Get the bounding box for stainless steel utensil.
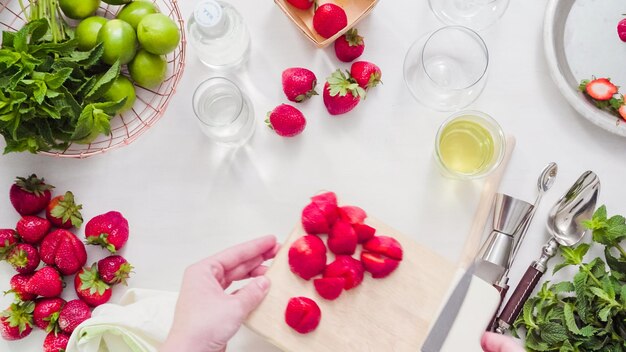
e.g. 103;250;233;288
495;170;600;333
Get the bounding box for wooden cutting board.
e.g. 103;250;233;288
245;218;457;352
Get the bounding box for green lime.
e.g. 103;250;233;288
76;16;108;51
116;1;158;30
103;75;136;112
137;13;180;55
97;19;137;65
128;49;167;88
59;0;100;20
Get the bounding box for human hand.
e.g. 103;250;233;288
481;332;525;352
160;235;280;352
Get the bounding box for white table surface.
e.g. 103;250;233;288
3;0;626;351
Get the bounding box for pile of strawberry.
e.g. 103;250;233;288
579;77;626;120
284;192;404;334
0;175;133;352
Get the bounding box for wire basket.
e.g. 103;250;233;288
0;0;186;158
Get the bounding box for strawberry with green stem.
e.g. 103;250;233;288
97;255;133;285
58;299;91;334
266;104;307;137
334;28;364;63
0;229;19;260
350;61;382;91
6;273;37;301
43;331;70;352
10;174;54;215
33;298;66;332
323;70;366;115
0;301;34;340
46;191;83;229
85;211;129;253
6;243;40;274
74;264;112;307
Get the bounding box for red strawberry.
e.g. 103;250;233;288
74;265;112;307
0;229;19;259
0;301;34;340
363;236;403;260
361;252;399;278
313;3;347;39
46;192;83;229
339;205;367;224
618;18;626;42
350;61;382;90
266;104;307;137
313;277;345;300
6;243;40;274
10;174;54;215
25;267;64;298
7;273;37;301
323;70;365;115
58;299;91;334
34;298;65;332
98;255;133;285
16;216;51;244
328;220;357;255
286;0;313;10
323;255;364;290
282;67;318;103
43;331;70;352
353;223;376;243
301;202;330;235
85;211;129;253
619;104;626;120
334;28;364;62
285;297;321;334
288;235;327;280
40;229;87;276
310;192;338;226
584;78;618;101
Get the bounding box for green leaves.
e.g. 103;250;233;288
554;243;590;274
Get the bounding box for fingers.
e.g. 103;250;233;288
203;235;278;272
233;276;271;318
249;265;269;277
222;256;266;287
481;332;524;352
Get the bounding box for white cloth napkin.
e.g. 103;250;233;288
66;289;179;352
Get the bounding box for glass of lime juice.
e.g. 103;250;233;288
434;111;505;179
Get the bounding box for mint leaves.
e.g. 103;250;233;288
514;206;626;351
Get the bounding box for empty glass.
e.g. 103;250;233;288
403;26;488;111
192;77;255;146
429;0;510;31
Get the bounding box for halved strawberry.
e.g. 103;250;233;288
285;297;321;334
323;255;364;290
338;206;367;225
328;220;357;255
619;104;626;121
313;277;345;300
363;236;403;260
288;235;327;280
585;78;618;101
361;252;399;278
301;202;329;235
310;192;338;226
353;223;376;243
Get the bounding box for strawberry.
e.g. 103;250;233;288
46;191;83;229
288;235;327;280
285;297;321;334
286;0;313;10
98;255;133;285
350;61;382;90
6;243;40;274
353;223;376;243
16;215;51;244
323;255;364;290
363;236;403;260
310;192;338;226
361;236;403;278
338;205;367;225
334;28;364;62
328;220;357;255
43;331;70;352
10;174;54;215
74;265;112;307
0;301;34;340
618;18;626;42
584;78;618;101
323;70;365;115
85;211;129;253
34;297;65;332
301;202;330;235
313;3;347;39
7;273;37;301
25;267;64;298
266;104;307;137
0;229;19;259
40;229;87;276
282;67;318;103
619;104;626;120
58;299;91;334
313;277;345;300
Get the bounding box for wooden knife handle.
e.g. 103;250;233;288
495;264;543;333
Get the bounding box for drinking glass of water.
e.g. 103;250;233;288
403;26;488;112
192;77;255;146
429;0;510;31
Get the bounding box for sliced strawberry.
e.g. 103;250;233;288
323;255;364;290
285;297;321;334
363;236;403;260
288;235;327;280
361;252;400;278
619;104;626;121
313;277;345;300
338;206;367;225
353;223;376;243
328;220;357;255
301;202;329;235
585;78;618;101
311;192;338;226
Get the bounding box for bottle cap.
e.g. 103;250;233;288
194;0;223;28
